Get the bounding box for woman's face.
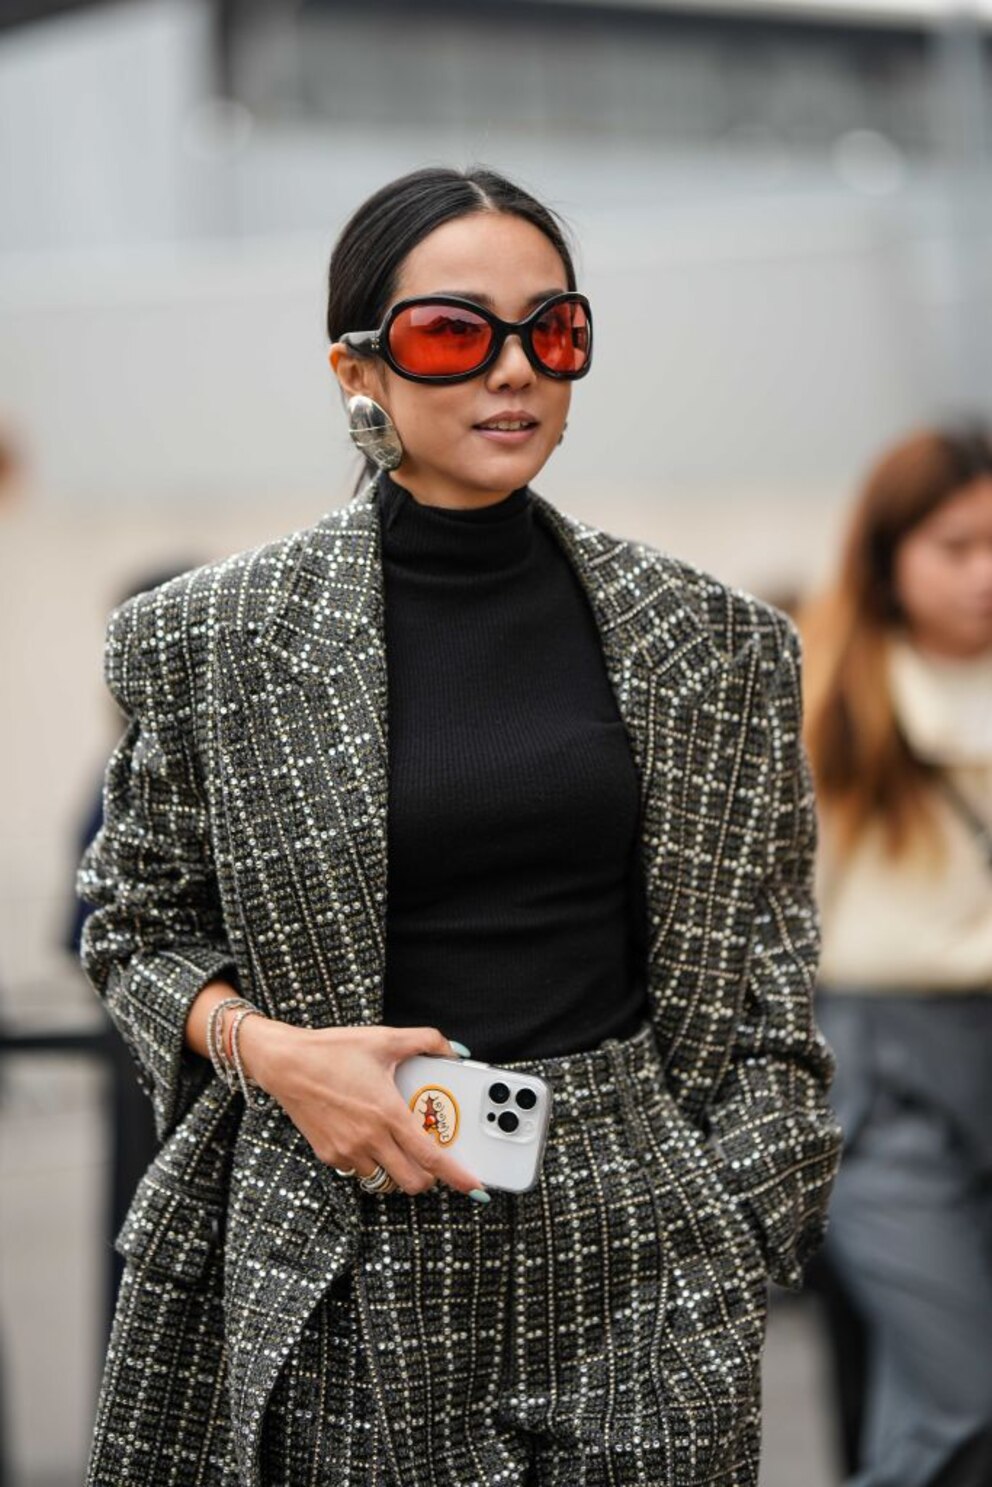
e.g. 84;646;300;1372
892;476;992;658
330;211;573;508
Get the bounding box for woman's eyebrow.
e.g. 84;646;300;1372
431;289;566;309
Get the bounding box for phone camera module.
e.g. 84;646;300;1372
515;1087;537;1110
497;1110;519;1134
489;1082;510;1104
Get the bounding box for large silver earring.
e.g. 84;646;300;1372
347;394;403;471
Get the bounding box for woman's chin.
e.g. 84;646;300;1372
402;441;552;499
465;443;551;490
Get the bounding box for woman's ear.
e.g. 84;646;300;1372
329;344;383;403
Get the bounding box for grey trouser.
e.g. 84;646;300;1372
261;1020;769;1486
817;991;992;1487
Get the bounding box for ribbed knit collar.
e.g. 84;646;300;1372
376;469;534;576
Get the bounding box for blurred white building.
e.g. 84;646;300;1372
1;0;991;538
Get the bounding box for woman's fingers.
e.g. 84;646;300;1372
422;1144;487;1197
333;1114;484;1198
341;1093;484;1196
358;1133;437;1195
385;1096;484;1195
270;1023;484;1196
388;1025;470;1062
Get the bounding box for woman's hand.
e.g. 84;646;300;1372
238;1017;488;1199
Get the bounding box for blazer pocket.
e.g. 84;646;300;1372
115;1171;224;1288
636;1079;767;1284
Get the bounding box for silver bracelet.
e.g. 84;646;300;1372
206;995;253;1090
206;996;243;1087
229;1005;265;1102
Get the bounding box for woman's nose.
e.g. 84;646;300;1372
485;334;536;390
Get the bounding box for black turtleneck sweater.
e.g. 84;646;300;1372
377;469;650;1060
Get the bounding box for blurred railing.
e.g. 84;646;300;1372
0;1012;158;1487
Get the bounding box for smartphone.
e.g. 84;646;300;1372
394;1054;553;1193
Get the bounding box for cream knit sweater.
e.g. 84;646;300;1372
815;635;992;993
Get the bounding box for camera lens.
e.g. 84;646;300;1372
489;1082;510;1104
515;1087;537;1110
497;1110;519;1133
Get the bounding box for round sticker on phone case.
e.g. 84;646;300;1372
409;1085;459;1146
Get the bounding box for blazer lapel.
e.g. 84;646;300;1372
529;496;773;1120
529;491;735;739
212;486;390;1034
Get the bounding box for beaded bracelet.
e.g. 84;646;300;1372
229;1005;265;1103
206;995;254;1091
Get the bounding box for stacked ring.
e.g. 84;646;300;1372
357;1163;399;1195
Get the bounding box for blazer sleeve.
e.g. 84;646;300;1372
76;595;240;1142
706;617;842;1290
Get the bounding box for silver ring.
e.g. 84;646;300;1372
358;1163;397;1194
333;1167;357;1178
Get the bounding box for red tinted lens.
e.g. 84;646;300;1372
388;302;493;376
531;298;590;374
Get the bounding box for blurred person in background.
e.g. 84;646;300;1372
0;424;23;512
798;425;992;1487
77;165;839;1487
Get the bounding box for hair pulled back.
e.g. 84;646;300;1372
327;165;577;344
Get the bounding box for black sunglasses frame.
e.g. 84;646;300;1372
339;291;593;385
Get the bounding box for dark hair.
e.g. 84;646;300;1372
798;420;992;863
326;165;578;485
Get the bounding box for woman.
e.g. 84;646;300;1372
799;426;992;1487
78;166;839;1487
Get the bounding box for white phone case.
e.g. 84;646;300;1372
394;1055;553;1193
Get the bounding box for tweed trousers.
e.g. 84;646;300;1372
261;1021;768;1487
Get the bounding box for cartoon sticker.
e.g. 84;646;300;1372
409;1084;460;1146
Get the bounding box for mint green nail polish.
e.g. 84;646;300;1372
449;1040;471;1058
468;1188;490;1204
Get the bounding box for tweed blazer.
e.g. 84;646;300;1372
78;479;840;1487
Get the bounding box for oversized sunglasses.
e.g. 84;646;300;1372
340;292;593;384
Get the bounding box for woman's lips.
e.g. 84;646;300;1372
472;423;540;445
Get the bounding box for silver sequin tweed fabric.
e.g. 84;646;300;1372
262;1023;770;1486
77;480;841;1486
